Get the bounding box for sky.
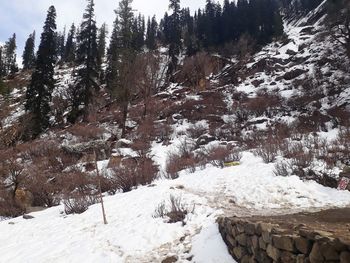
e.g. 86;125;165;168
0;0;223;66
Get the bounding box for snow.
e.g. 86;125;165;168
1;151;350;262
192;224;235;263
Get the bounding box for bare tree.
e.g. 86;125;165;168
135;51;166;118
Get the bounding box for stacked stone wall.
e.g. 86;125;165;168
218;217;350;262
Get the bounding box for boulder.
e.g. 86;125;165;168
266;244;281;261
272;235;295;252
283;69;307;81
309;243;324;263
294;236;312;254
340;251;350;263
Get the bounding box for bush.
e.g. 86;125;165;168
165;152;194;179
187;122;208;139
206;145;242;168
253;136;279;163
0;190;24;217
274;161;291;177
63;193;97;215
110;157;159;192
153;195;194;224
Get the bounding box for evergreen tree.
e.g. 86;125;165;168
168;0;182;76
22;31;36;70
106;16;120;94
0;46;4;77
25;6;57;137
132;14;145;51
69;0;99;122
4;34;18;75
107;0;136;137
146;16;158;50
97;23;108;70
57;26;66;60
64;23;76;62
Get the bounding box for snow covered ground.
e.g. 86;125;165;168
1;152;349;263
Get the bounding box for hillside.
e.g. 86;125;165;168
0;0;350;262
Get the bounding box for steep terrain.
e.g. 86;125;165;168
0;1;350;262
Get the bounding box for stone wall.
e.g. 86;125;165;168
218;217;350;263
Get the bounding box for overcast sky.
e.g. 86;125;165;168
0;0;223;65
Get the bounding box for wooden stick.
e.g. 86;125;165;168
94;150;107;225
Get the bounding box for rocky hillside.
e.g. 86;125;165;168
0;1;350;262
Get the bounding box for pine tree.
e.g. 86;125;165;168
107;0;136;137
146;16;158;50
22;31;36;70
106;16;120;95
25;6;57;137
64;23;76;62
168;0;182;76
69;0;99;122
97;23;108;70
57;26;66;60
4;34;18;75
0;46;4;77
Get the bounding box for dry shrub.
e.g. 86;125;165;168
67;124;105;141
63;193;97;215
288;143;314;169
253;135;280;163
206;145;242;168
61;170;98;214
165;152;191;179
178;52;218;91
110;157;158;192
154;120;173;144
187;122;208;139
328;107;350;127
153;195;194;224
165;139;199;178
244;93;282;118
0;194;24;217
274;161;292;177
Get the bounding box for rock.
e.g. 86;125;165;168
257;222;274;235
286;49;297;56
251;235;259;250
296;254;306;263
340;251;350;263
309;243;324;263
283;69;307;81
62;140;110;160
295;236;312;254
161;256;178;263
320;243;339;261
23;214;34;220
245;223;257;235
262;231;272;244
281;251;296;263
251;79;264;87
259;237;267;250
266;244;281;261
237;223;245;234
196;134;216;146
226;234;236;247
272;235;295;252
236;234;248;246
241;255;251;263
256;250;272;263
233;246;247;260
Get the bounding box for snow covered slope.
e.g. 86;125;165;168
1;153;349;263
